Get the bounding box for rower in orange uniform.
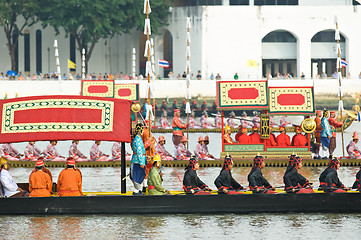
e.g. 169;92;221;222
29;158;52;197
172;109;188;146
223;125;234;144
313;110;322;159
276;126;291;146
291;126;308;147
328;111;343;157
249;126;261;143
261;126;276;146
57;157;82;197
235;127;250;143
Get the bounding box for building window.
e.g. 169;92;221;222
255;0;298;5
70;34;76;71
24;30;30;72
230;0;249;5
311;30;345;42
36;30;42;74
13;30;19;73
262;30;296;42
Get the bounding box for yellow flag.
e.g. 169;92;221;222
247;60;258;67
68;59;76;69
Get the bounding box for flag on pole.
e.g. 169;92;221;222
247;60;258;67
158;59;169;68
341;59;348;68
68;59;76;69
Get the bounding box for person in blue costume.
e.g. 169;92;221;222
130;123;147;195
320;108;332;159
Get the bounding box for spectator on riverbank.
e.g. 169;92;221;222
196;71;202;80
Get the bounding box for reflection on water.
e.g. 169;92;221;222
1;213;361;239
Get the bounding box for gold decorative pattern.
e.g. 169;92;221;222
260;114;270;139
114;84;139;100
82;81;114;97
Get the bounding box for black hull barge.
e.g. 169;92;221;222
1;193;360;215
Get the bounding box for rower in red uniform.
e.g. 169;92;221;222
261;126;276;146
214;155;243;194
235;127;250;143
313;110;322;159
223;125;234;144
29;158;52;197
249;126;261;144
194;137;206;159
276;126;291;146
248;155;276;194
291;127;308;146
328;111;343;157
283;156;314;193
172;109;188;146
323;157;349;193
183;156;211;195
352;167;361;192
57;157;83;197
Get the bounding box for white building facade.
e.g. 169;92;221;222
0;0;360;79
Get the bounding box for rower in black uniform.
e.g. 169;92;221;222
183;156;211;195
214;155;243;194
248;155;276;194
283;156;314;193
323;157;349;193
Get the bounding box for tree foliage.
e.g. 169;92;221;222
0;0;39;71
38;0;172;70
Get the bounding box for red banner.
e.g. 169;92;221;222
81;80;114;98
0;95;132;143
217;80;268;109
114;84;139;101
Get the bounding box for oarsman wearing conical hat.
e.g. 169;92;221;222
283;156;314;194
130;123;147;195
214;111;222;128
346;131;361;159
320;108;332;159
249;126;261;144
183;156;211;195
29;158;52;197
155;136;174;160
313;110;322;159
248;155;276;194
2;143;23;161
0;157;27;198
323;157;349;193
172;109;188;146
194;137;206;160
147;154;169;195
57;157;82;197
175;136;192;160
24;141;42;161
240;111;250;128
328;111;343;157
214;155;243;194
227;111;236;128
223;125;234;144
276;126;291;146
188;110;200;128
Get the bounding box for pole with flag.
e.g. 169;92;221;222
82;49;86;79
185;17;192;149
335;16;345;157
54;40;62;92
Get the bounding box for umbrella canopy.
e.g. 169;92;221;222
6;70;17;77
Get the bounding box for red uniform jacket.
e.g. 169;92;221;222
328;117;343;138
292;134;308;146
261;133;276;146
236;133;251;144
249;133;261;144
276;133;291;146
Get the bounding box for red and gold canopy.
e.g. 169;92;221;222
217;80;268;109
114;83;139;101
81;80;114;98
0;95;131;143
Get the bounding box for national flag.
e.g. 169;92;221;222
68;59;76;69
247;60;258;67
341;59;348;68
158;59;169;68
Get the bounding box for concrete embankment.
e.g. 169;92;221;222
0;79;359;109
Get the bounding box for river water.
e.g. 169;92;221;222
1;119;361;239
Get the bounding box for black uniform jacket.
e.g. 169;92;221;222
183;168;208;192
214;169;243;193
352;169;361;190
319;167;331;189
283;167;309;192
248;168;272;190
324;168;344;192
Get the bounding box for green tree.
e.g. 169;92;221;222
39;0;172;72
0;0;39;71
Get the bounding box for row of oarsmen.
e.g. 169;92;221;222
1;153;361;198
0;140;128;162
